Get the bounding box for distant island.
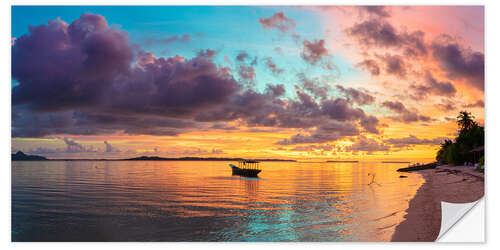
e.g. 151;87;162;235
11;151;48;161
11;151;296;162
326;160;359;163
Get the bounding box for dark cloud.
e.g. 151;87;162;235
356;59;380;76
360;6;391;18
464;100;485;108
12;13;383;142
196;48;217;58
321;98;366;121
377;53;406;78
437;99;455;112
410;71;457;97
236;51;250;62
301;39;329;66
297;73;330;100
264;57;284;75
348;135;389;153
360;115;380;134
265;84;286;97
237;64;256;82
259;11;296;32
347;18;427;56
347;19;401;48
63;137;96;153
209;123;238;131
12;13;134;111
276;121;360;145
381;100;407;113
431;35;484;91
235;51;257;83
381;101;432;123
336;85;375;106
385;135;448;148
12;13;242;124
290;144;335;152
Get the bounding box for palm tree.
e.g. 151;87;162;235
436;139;453;163
457;111;476;132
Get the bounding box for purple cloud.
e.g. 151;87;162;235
301;39;329;66
431;35;484;91
259;11;296;32
336;85;375;106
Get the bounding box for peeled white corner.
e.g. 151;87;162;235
437;198;484;242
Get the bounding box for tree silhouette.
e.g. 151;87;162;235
457;111;476;132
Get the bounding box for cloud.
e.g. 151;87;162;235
437;99;455;112
264;57;284;75
321;98;366;121
276;121;360;145
301;39;329;66
11;12;384;144
224;55;233;65
381;101;432;123
360;115;380;134
297;73;330;100
104;141;120;152
11;14;246;137
210;123;239;130
431;35;484;91
196;48;217;58
290;144;335;152
359;6;391;18
356;59;380;76
28;147;60;155
464;100;484;108
63;137;95;153
265;84;286;97
236;51;250;62
348;135;389;153
259;11;296;32
237;64;256;82
336;85;376;106
410;71;457;98
347;19;402;48
235;51;257;83
347;18;427;54
145;33;190;46
385;135;448;148
377;53;407;78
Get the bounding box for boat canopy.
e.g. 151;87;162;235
237;160;261;170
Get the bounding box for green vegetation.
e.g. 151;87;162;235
436;111;484;165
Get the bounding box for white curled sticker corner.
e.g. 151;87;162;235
436;199;482;241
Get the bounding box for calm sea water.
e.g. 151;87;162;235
12;161;423;242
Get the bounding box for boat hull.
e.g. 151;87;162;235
230;165;261;177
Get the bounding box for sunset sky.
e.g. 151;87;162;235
11;6;484;161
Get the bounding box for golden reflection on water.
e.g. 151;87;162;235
12;161;423;241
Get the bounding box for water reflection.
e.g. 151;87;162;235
12;161;423;241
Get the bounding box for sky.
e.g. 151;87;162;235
11;6;484;161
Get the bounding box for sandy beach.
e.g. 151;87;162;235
391;165;484;241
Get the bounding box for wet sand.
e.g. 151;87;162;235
391;165;484;242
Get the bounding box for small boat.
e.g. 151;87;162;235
229;160;261;177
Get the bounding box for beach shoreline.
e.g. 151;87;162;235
391;165;484;242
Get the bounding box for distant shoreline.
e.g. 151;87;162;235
326;160;359;163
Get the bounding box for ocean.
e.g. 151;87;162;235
12;160;423;241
